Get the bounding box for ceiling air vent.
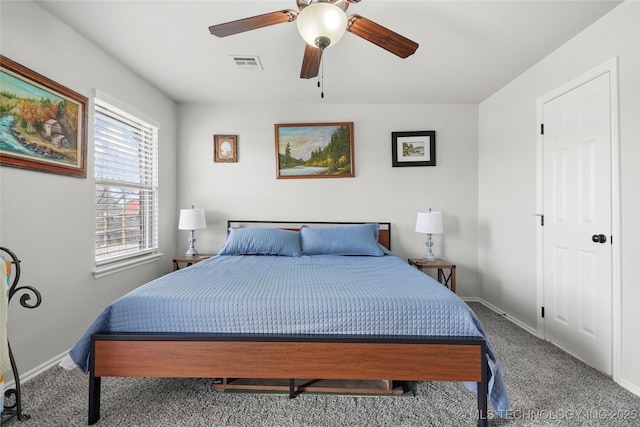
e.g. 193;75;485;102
231;55;263;71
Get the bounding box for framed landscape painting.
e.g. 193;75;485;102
275;122;354;179
0;55;88;177
391;130;436;167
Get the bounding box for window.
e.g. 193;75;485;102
94;96;159;269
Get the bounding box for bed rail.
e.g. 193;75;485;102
88;333;488;426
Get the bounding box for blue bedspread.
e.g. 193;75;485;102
70;254;509;415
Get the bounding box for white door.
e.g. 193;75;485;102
542;72;612;375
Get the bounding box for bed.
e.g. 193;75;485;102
65;221;509;426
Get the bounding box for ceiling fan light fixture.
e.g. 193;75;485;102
296;2;348;49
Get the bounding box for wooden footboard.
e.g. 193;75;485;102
89;334;488;426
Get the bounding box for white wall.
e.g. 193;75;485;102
177;103;481;294
479;1;639;393
0;1;178;377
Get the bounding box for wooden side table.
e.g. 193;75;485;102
408;258;457;293
173;254;214;271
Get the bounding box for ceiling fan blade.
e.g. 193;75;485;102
209;10;297;37
300;44;323;79
347;15;419;59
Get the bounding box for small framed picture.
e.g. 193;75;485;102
391;130;436;167
214;134;237;163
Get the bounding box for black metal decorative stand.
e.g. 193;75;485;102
1;247;41;423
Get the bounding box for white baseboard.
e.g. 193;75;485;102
618;378;640;398
3;350;69;390
462;296;539;337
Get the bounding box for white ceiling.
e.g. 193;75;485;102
35;0;622;105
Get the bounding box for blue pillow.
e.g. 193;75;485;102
300;224;384;256
219;227;302;257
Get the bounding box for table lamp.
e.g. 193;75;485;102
415;209;443;261
178;206;207;256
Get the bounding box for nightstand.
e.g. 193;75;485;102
408;258;457;293
173;254;214;271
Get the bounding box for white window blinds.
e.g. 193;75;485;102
94;98;158;264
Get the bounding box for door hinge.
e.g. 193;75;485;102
540;124;544;135
534;213;544;226
541;306;545;318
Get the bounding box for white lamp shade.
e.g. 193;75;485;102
178;208;206;230
296;2;348;49
415;211;443;234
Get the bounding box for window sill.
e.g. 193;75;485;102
92;252;163;279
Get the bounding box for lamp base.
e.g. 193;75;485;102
423;234;437;262
185;230;199;256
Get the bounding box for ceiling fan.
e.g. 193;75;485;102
209;0;419;79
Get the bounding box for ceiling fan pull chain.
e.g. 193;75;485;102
320;50;325;99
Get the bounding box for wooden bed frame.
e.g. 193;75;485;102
87;221;490;426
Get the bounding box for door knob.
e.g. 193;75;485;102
591;234;607;244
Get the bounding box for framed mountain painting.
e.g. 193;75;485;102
275;122;354;179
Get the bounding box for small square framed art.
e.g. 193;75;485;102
391;130;436;167
214;134;237;163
